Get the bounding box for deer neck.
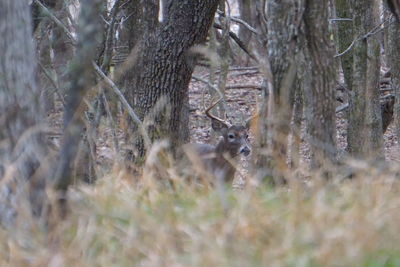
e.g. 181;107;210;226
215;140;238;159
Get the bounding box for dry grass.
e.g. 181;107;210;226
1;148;400;266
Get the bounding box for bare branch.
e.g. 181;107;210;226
92;63;151;148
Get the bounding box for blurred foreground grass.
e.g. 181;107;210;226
1;169;400;267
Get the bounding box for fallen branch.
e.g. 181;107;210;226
226;84;262;90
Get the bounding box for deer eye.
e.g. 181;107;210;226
228;133;235;140
245;134;249;139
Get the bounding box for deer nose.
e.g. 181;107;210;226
240;146;251;156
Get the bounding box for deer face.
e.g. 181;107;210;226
217;125;250;157
206;100;251;158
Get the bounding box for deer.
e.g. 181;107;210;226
182;98;251;185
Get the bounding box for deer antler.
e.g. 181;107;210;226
205;98;231;127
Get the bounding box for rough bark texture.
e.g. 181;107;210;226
347;0;383;159
304;0;337;169
263;0;301;181
387;19;400;153
119;0;159;160
335;0;354;91
126;0;219;158
0;0;47;225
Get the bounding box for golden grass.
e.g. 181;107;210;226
1;162;400;266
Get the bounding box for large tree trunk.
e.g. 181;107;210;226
261;0;300;183
126;0;219;159
347;0;383;159
304;0;337;169
0;0;47;225
119;0;159;162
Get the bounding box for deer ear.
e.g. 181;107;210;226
211;119;229;133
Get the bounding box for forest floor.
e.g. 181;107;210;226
187;66;400;182
48;65;400;183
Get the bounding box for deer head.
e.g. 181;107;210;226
205;98;251;158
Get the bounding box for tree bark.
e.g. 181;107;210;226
347;0;383;159
0;0;47;225
238;0;253;65
126;0;219;159
387;17;400;154
304;0;337;169
335;0;354;91
263;0;301;182
238;0;253;45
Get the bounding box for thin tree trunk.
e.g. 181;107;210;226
387;17;400;154
53;0;103;192
52;0;73;97
250;0;271;182
335;0;354;91
238;0;253;65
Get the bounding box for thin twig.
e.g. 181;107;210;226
217;10;259;35
336;103;349;113
33;0;77;45
226;84;262;90
214;23;258;61
329;18;352;22
335;16;394;58
38;62;66;107
192;75;224;99
92;63;151;148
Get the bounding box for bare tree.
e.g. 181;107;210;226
237;0;253;65
387;15;400;153
124;0;220;159
335;0;354;91
52;0;103;193
0;0;48;224
347;0;383;159
303;0;337;169
256;0;301;183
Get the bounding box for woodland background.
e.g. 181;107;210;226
1;0;400;265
